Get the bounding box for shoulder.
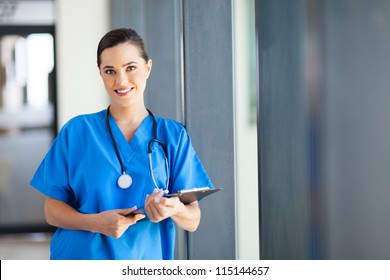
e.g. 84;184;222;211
60;110;105;133
155;116;186;132
155;116;188;139
54;110;106;145
154;116;192;146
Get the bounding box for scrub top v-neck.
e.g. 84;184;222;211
30;109;214;260
106;111;153;190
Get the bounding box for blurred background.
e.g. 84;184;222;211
1;0;390;260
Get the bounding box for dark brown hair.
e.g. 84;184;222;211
97;28;149;67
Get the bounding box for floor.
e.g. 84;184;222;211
0;233;51;260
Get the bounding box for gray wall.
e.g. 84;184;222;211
257;0;390;259
321;0;390;259
183;0;235;260
111;0;236;260
256;0;311;259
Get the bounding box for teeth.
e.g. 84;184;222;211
116;88;131;94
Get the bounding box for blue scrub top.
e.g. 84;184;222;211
30;109;213;260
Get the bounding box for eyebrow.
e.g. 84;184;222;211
103;61;138;69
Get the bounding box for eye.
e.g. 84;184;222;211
127;65;136;71
104;69;115;74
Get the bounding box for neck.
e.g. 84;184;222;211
108;103;149;125
107;103;150;142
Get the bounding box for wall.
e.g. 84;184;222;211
233;0;259;260
55;0;110;128
257;0;390;260
321;0;390;259
256;0;311;259
183;0;236;260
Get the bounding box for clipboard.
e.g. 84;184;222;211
125;187;222;218
166;187;223;204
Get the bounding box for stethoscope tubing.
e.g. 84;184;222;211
105;106;126;175
105;106;169;192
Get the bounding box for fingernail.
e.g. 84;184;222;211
155;197;161;203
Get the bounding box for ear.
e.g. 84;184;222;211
146;59;152;79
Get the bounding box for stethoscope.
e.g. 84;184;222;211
105;105;169;193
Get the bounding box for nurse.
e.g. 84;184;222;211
30;28;214;260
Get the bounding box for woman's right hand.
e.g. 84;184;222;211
92;207;145;238
44;197;144;239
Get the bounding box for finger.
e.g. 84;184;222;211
145;190;163;206
147;201;164;222
119;206;137;216
157;196;177;206
145;191;158;204
133;213;146;222
151;188;164;196
145;203;158;221
151;189;167;205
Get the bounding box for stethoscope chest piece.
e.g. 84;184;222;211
117;173;132;189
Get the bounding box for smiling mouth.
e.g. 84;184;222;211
115;88;133;95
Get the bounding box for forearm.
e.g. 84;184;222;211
44;197;97;232
171;201;201;232
44;197;144;238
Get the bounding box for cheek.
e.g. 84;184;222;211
101;76;114;88
132;72;149;85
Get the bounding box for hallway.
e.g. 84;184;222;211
0;233;51;260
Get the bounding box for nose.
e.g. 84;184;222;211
116;71;129;87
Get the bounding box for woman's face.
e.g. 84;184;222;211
99;43;152;108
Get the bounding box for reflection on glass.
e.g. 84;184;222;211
26;34;54;108
0;33;55;230
1;33;53;112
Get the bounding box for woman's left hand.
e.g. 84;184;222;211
144;189;185;223
144;189;201;232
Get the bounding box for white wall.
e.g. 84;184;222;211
55;0;110;128
234;0;260;259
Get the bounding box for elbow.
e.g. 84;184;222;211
44;197;57;227
175;216;200;232
186;211;201;232
186;223;199;232
173;201;201;232
44;204;54;226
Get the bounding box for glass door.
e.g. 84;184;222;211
0;26;56;234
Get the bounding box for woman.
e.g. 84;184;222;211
30;28;213;260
